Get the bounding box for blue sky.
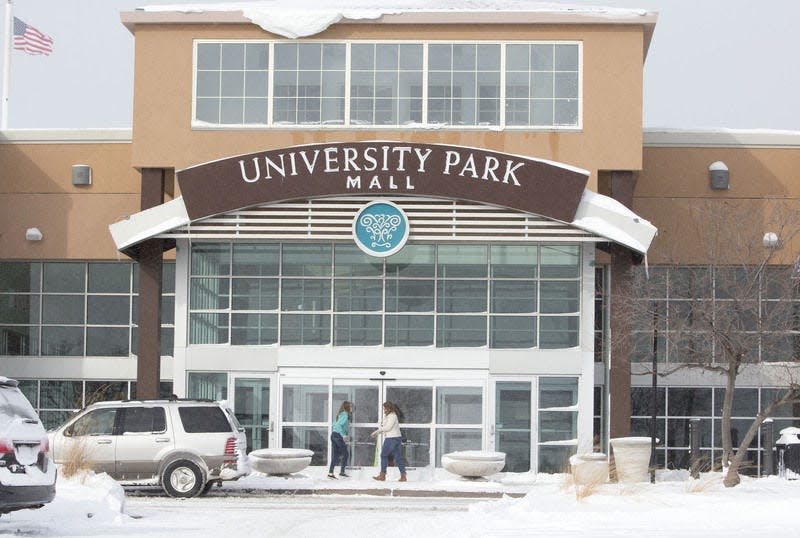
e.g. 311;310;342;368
2;0;798;130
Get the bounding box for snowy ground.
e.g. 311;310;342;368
2;467;799;537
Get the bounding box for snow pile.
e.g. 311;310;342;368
142;1;653;39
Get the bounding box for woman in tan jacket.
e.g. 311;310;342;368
370;401;407;482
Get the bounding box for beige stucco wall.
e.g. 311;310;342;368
636;144;800;265
130;22;646;189
0;140;140;260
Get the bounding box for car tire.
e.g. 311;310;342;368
162;460;205;498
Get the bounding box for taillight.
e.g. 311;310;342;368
224;436;237;456
40;436;49;453
0;440;12;453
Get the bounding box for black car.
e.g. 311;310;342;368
0;377;56;515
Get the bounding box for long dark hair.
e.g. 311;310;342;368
337;401;352;420
382;401;404;422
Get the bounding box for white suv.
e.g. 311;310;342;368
48;399;247;498
0;377;56;515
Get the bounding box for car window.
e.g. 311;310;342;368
178;406;231;433
0;386;39;421
121;407;166;434
67;408;117;436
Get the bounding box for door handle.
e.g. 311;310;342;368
155;438;170;443
96;439;112;445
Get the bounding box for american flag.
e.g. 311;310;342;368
13;17;54;56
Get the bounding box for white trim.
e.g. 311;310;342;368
643;129;800;149
0;128;132;144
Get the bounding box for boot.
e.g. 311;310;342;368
399;473;407;482
372;472;386;481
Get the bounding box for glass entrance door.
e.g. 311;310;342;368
231;376;273;452
493;380;533;472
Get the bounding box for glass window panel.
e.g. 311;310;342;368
437;387;482;424
281;426;328;465
385;386;432;424
436;315;486;347
283;384;328;422
554;72;578;99
436;429;482;466
763;389;800;418
540;377;578;408
384;315;434;347
351;43;374;70
386;245;435;277
231;243;279;276
714;388;758;417
436;247;478;279
540;245;579;278
477;44;500;70
245;71;268;97
669;267;711;299
0;326;39;355
506;44;529;71
334;280;383;312
220;43;244;70
0;262;40;293
161;328;174;357
333;314;382;345
42;295;84;324
631;387;666;416
87;263;130;293
532;44;554;71
187;372;228;400
245;43;268;69
670;418;712;448
0;294;40;324
437;281;487;313
539;410;577;442
244;98;268;123
491;281;537;313
197;42;221;70
87;296;130;325
334;244;383;277
43;263;84;293
189;313;229;344
540;281;579;313
539;316;578;348
539;444;577;474
280;313;331;345
428;44;451;70
281;279;331;311
40;380;82;409
86;327;130;356
399;44;423;69
41;326;83;356
221;70;244;96
162;263;175;294
195;98;219;123
554;99;579;125
554;44;579;71
385;279;434;312
231;313;278;345
282;244;331;276
220;98;244;124
532;100;554;125
190;278;230;310
232;278;278;311
668;387;712;416
375;43;398;69
491;245;537;278
191;244;230;276
490;316;536;348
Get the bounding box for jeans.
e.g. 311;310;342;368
380;436;406;474
329;432;348;474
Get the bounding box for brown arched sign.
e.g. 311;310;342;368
176;142;589;223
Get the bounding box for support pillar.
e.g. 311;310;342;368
135;168;166;399
608;170;635;439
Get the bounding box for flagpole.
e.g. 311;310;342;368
1;0;12;130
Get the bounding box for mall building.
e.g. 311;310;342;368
2;5;799;474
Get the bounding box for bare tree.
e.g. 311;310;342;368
621;199;800;487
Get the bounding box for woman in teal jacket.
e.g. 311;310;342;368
328;401;352;478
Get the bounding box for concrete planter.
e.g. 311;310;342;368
610;437;653;483
441;451;506;478
249;448;314;475
569;453;609;485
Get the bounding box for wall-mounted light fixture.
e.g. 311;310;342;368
72;164;92;186
25;227;43;241
709;161;729;190
763;232;779;249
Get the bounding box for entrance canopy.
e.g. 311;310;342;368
110;142;656;257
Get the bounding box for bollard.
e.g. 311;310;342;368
689;418;701;478
763;419;774;476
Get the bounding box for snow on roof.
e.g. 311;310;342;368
140;1;654;39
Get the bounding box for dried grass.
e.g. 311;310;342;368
59;439;95;480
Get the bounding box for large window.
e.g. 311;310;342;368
194;40;581;129
0;261;175;358
188;242;582;349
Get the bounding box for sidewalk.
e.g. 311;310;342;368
224;466;537;499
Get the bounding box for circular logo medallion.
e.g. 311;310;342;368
352;201;410;257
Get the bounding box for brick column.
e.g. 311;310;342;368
135;168;166;399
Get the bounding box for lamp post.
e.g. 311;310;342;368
650;303;658;484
